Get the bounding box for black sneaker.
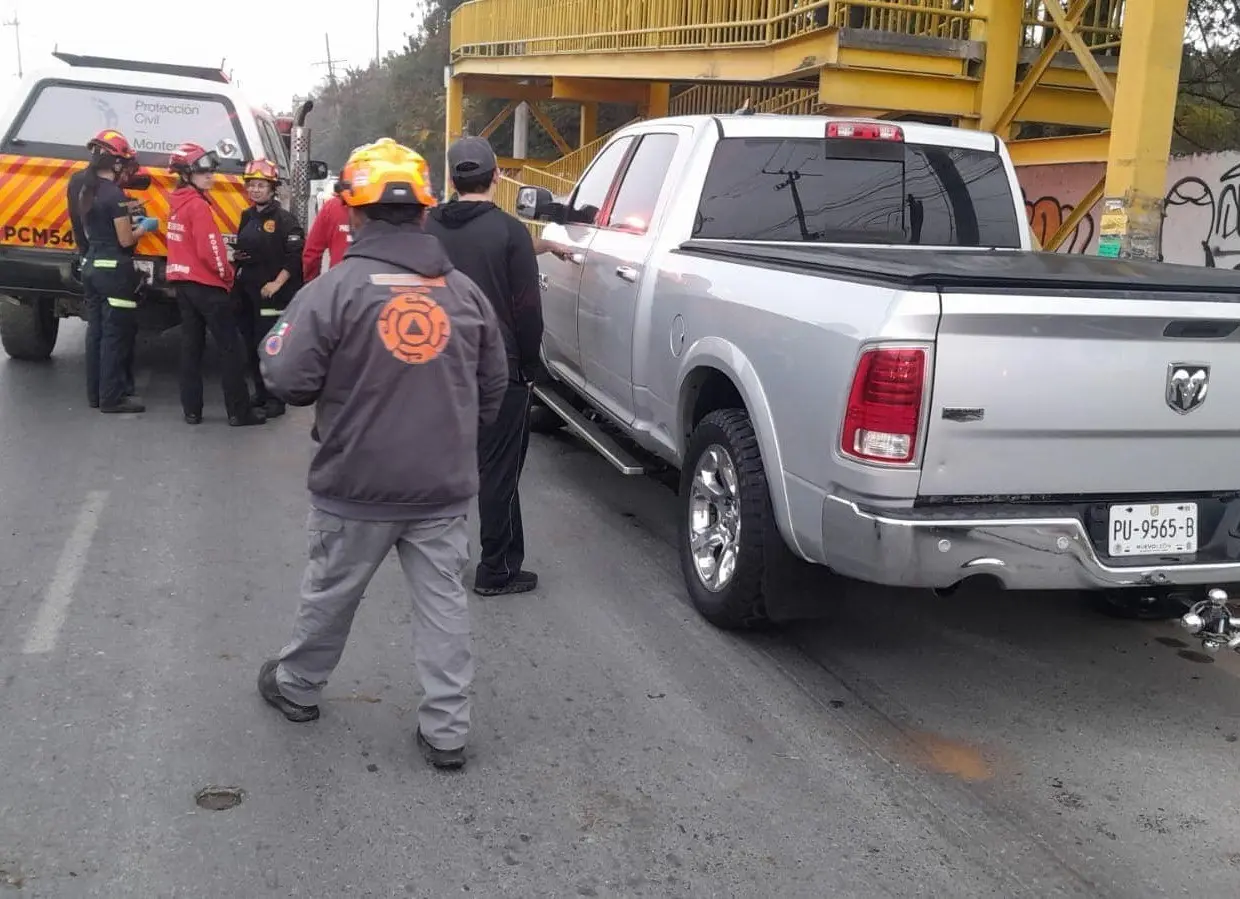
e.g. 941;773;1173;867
184;413;202;425
263;398;286;419
257;660;320;723
473;570;538;597
415;729;466;771
229;409;268;427
100;398;145;414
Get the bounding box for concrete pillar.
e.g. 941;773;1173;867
513;101;530;160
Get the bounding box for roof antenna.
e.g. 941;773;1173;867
734;97;755;115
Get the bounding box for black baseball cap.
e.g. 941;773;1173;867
447;136;498;178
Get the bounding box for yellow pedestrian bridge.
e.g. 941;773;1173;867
446;1;1185;255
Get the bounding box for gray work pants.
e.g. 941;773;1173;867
275;508;473;750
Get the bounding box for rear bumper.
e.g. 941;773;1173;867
0;245;82;297
821;494;1240;590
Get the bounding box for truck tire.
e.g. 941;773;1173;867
0;298;59;361
529;399;565;434
678;408;773;629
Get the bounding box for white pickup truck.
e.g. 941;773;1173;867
517;113;1240;630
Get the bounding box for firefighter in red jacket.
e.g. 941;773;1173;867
302;189;351;283
165;142;266;427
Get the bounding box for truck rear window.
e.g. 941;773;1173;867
6;82;248;167
693;137;1022;247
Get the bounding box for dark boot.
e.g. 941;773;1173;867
100;398;145;414
263;398;286;419
416;729;466;771
473;569;538;597
229;408;268;427
257;660;320;723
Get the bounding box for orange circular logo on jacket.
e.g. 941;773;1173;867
377;293;451;364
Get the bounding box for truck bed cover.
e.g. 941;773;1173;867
678;241;1240;299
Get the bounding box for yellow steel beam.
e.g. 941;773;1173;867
992;0;1092;132
453;30;839;83
1015;88;1113;129
1041;0;1116;110
551;77;652;106
818;106;894;119
834;47;968;78
445;73;465;190
460;75;552;102
579;102;598;147
644;83;671;119
1099;0;1191;259
527;101;573;156
970;0;1021;137
479;101;518;140
1045;176;1104;252
818;68;978;119
1007;132;1110;166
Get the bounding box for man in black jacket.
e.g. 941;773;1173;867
424;137;545;597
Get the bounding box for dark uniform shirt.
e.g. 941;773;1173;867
234;202;305;308
83;179;133;258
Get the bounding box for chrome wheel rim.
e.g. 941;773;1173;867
688;444;741;592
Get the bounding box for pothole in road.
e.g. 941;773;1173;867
195;787;245;811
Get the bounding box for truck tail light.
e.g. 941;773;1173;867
826;121;904;142
840;347;926;464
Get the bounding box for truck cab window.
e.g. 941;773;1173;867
567;136;635;225
607;133;679;234
693;137;1021;247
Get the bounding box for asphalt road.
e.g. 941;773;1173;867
2;322;1240;898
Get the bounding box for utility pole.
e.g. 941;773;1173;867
311;33;338;88
374;0;380;67
2;13;22;79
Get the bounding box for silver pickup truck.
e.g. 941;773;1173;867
516;113;1240;630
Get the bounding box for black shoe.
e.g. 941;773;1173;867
184;413;202;425
229;409;268;427
100;398;145;414
473;569;538;597
263;398;286;419
416;729;466;771
257;660;320;723
88;398;100;409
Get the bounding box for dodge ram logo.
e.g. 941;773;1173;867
1166;364;1210;414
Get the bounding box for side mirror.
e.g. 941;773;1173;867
308;160;329;181
516;185;562;222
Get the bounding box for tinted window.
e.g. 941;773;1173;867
568;136;634;225
693;137;1021;247
256;118;291;179
607;133;679;234
9;83;249;168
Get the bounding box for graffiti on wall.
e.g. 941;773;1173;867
1023;190;1096;254
1017;154;1240;267
1163;164;1240;268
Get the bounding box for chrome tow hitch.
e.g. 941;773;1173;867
1180;588;1240;652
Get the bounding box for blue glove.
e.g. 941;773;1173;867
138;217;159;234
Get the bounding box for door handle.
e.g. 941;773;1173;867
615;265;639;283
569;252;586;265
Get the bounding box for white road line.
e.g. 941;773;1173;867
22;491;109;655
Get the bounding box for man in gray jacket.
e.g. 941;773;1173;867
257;138;508;771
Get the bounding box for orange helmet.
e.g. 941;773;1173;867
87;130;136;160
243;159;281;184
336;138;436;208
